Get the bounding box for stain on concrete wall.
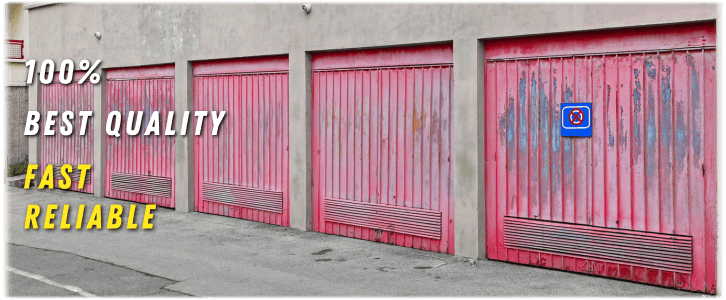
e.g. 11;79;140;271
6;86;29;166
26;4;717;69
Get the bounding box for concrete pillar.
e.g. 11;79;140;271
288;50;313;230
174;61;195;212
27;74;40;184
3;0;6;182
452;38;486;259
93;70;106;197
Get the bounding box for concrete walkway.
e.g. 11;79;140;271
7;187;699;296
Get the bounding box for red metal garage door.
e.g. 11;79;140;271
193;56;289;225
484;22;716;293
40;72;94;193
312;44;455;253
105;65;176;208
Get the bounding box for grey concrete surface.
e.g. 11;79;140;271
6;174;25;186
7;187;700;296
26;78;39;184
92;69;106;198
8;272;79;297
173;60;194;212
453;38;486;259
8;244;190;297
26;4;717;68
288;50;312;231
5;86;29;167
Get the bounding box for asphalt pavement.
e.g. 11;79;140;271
6;187;700;296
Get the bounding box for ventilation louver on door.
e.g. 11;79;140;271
323;197;443;240
49;163;92;184
110;173;172;198
201;182;283;214
503;217;693;273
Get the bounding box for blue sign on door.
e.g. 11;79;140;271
561;103;592;137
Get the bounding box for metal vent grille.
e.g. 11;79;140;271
48;164;92;184
201;182;283;213
110;173;172;198
503;217;693;273
323;197;442;239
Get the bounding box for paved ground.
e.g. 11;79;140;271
8;244;188;297
6;187;703;297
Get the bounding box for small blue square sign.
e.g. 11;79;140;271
561;103;592;137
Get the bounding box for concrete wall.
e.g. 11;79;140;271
6;3;29;169
6;86;28;166
27;4;717;67
26;3;718;259
6;63;27;86
8;3;28;41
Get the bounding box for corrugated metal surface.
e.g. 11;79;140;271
193;56;289;226
105;64;176;208
484;22;716;293
312;45;454;254
40;73;94;193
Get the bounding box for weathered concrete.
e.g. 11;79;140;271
26;4;717;68
9;244;189;297
452;39;486;259
92;70;105;198
5;86;29;167
26;78;39;180
3;0;10;189
174;61;194;212
288;50;312;231
3;66;8;185
7;188;698;296
6;174;26;188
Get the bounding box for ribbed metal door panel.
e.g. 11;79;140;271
312;44;455;254
39;73;94;193
484;22;716;293
193;56;289;225
105;65;176;208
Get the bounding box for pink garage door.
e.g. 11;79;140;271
193;56;289;225
105;65;176;208
312;44;455;253
39;73;94;193
484;22;716;293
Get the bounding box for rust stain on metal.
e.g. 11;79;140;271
311;44;454;254
484;22;717;293
193;56;290;225
40;73;94;194
105;64;175;208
